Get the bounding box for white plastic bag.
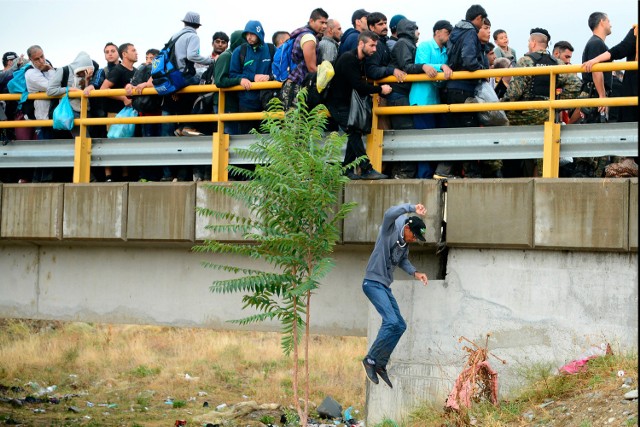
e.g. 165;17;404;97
473;80;509;126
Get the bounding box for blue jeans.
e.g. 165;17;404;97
362;279;407;368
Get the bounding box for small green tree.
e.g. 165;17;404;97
193;92;359;426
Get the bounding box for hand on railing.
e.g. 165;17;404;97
240;78;251;90
422;65;438;78
392;68;407;83
441;64;453;80
380;84;392;96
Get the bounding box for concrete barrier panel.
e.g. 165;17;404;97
630;179;637;251
195;182;254;241
1;184;63;240
0;245;39;317
343;180;441;244
446;179;534;248
127;183;196;241
534;179;629;250
63;183;128;240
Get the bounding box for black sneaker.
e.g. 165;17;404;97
362;358;379;384
376;366;393;388
360;169;387;180
346;171;361;180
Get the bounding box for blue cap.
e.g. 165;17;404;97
389;14;407;31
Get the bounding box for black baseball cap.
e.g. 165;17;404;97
2;52;18;63
433;20;453;33
405;216;426;241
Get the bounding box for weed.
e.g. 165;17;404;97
129;364;160;378
260;414;275;424
374;417;400;427
172;399;187;408
579;420;592;427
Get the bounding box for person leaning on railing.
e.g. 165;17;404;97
583;24;638;123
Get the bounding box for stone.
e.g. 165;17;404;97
623;389;638;400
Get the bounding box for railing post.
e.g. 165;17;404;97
542;121;561;178
366;93;384;172
211;88;229;182
73;94;92;183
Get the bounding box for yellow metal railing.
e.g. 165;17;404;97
0;62;637;182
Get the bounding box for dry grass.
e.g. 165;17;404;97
0;319;367;426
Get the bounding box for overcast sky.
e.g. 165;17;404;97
1;0;637;70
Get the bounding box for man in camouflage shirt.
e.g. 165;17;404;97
501;28;581;176
503;28;581;125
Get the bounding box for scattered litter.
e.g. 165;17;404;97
164;399;174;405
33;408;45;413
86;401;94;407
538;400;554;408
175;421;187;426
522;410;535;422
198;391;208;397
618;370;625;377
242;394;249;399
83;416;91;420
203;401;209;408
188;396;197;402
624;378;634;386
68;406;81;413
445;334;505;412
559;343;612;375
216;403;227;411
184;373;199;381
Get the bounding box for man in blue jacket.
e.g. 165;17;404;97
361;202;429;388
435;4;488;179
229;20;274;134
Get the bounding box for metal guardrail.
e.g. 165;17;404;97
0;62;637;180
3;123;637;168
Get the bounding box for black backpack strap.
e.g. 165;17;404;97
62;66;70;88
239;44;248;65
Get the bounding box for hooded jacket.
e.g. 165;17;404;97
445;19;485;91
46;51;94;112
214;30;244;112
229;20;273;109
364;203;419;287
337;27;360;57
390;19;425;97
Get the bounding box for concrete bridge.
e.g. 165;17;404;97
0;179;637;424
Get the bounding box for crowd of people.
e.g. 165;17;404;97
0;5;637;183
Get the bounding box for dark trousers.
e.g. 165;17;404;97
327;105;372;173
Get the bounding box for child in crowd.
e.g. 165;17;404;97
492;29;517;64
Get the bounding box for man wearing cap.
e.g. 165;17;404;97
161;12;212;138
338;8;369;57
386;14;406;50
361;202;429;388
502;28;581;176
1;52;24;91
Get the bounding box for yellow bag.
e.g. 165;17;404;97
316;60;335;93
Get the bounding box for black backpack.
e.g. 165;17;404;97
132;64;162;113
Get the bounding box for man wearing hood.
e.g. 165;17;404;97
47;51;95;119
214;30;244;135
434;4;488;179
230;20;274;134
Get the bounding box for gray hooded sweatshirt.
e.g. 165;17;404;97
364;203;419;287
47;51;94;112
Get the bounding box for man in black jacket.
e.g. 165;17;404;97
327;31;392;180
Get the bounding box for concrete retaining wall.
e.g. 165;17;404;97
365;248;638;425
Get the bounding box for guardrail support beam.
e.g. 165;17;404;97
212;132;229;182
73;95;92;183
542;121;561;178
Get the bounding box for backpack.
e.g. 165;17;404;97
132;63;161;113
47;66;70;119
272;28;312;83
7;63;34;118
151;32;190;95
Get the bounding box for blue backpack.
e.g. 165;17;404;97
272;28;313;82
7;63;34;113
272;37;296;82
151;32;189;95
